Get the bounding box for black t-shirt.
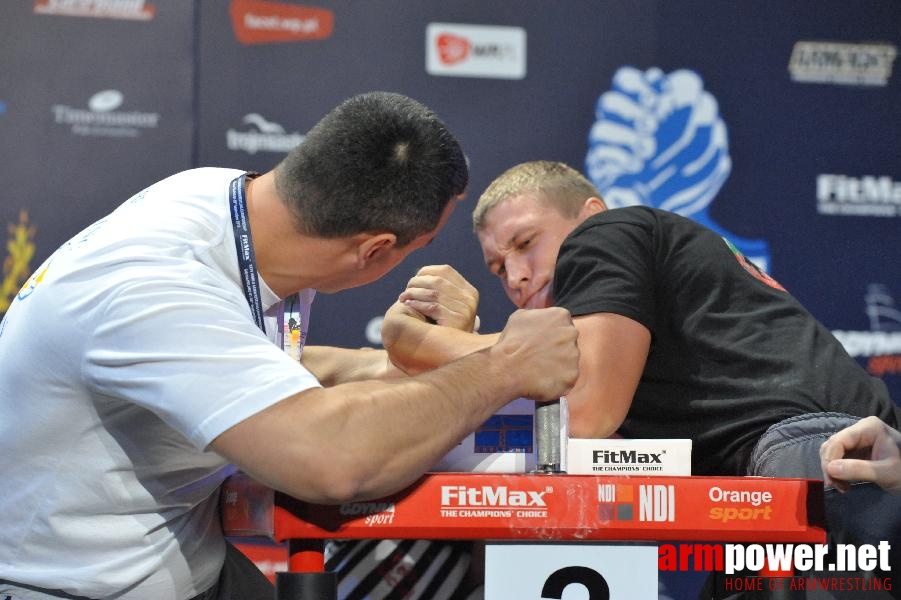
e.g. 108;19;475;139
554;206;897;475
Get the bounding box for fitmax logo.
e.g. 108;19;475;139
440;485;548;507
593;450;662;464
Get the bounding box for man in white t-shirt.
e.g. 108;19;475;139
0;92;580;600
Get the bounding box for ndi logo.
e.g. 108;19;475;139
596;483;675;522
585;66;771;272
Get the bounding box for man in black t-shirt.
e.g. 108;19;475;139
384;159;898;477
381;159;901;599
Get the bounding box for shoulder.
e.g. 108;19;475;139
143;168;246;198
571;206;697;236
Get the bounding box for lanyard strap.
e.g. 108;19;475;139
229;173;265;333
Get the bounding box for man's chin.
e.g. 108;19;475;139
522;291;551;309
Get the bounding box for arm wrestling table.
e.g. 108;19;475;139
220;472;826;599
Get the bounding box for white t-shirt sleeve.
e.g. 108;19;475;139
82;262;321;450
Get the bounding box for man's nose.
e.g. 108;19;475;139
505;258;529;290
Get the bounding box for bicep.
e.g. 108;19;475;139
565;312;650;438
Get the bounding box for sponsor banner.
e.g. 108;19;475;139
221;473;825;544
226;113;306;155
229;0;333;45
0;211;36;315
566;438;692;476
33;0;156;21
426;22;526;80
789;41;897;87
51;89;160;138
832;284;901;379
817;174;901;218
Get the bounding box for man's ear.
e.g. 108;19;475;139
580;196;607;218
356;233;397;268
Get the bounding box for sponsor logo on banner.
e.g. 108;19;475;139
338;501;396;526
34;0;156;21
439;485;551;518
426;23;526;80
585;67;772;272
817;174;901;217
229;0;333;45
226;113;305;154
592;449;664;474
833;284;901;378
789;41;897;87
597;483;675;522
1;211;37;316
52;89;160;138
707;485;773;523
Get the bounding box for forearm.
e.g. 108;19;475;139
382;302;497;374
213;346;520;503
565;313;649;438
301;345;396;385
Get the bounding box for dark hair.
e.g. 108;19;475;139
274;92;468;246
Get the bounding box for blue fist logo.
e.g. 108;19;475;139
586;67;770;271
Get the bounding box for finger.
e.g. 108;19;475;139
826;458;883;487
400;290;471;317
409;265;474;292
819;438;846;463
820;417;883;461
400;279;474;309
402;299;471;330
405;272;478;304
398;286;440;304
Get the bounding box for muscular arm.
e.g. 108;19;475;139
565;312;651;438
381;300;498;374
301;345;403;385
211;308;579;504
386;303;650;439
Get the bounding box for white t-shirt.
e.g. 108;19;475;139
0;168;321;599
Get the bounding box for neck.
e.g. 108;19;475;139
245;171;357;297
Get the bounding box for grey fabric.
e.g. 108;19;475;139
747;412;864;480
701;412;901;599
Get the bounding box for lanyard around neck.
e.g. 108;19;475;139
229;173;266;333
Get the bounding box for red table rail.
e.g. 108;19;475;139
221;472;826;545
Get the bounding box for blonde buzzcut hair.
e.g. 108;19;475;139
473;160;602;231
